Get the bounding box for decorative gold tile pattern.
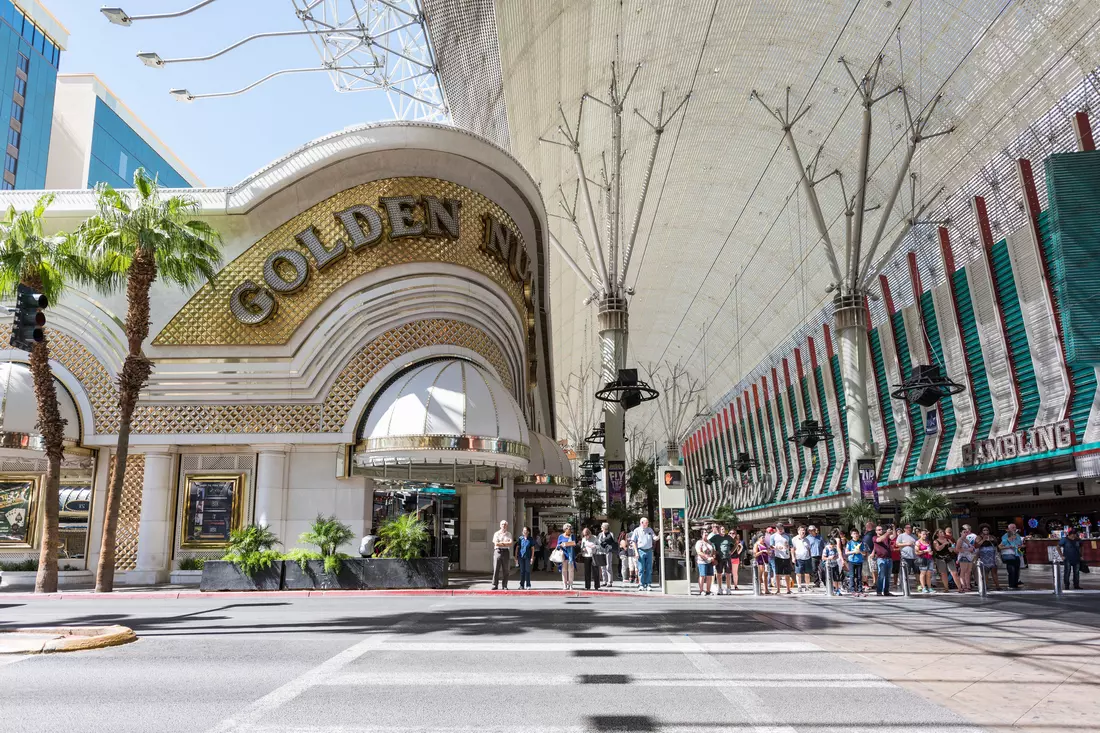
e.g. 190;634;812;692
112;453;144;571
123;319;508;434
0;324;119;433
320;318;509;431
154;177;530;346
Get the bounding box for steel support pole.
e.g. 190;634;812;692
599;296;628;510
1052;562;1064;596
833;293;873;496
900;563;912;597
849;103;873;285
977;560;988;597
825;562;834;597
752;562;762;596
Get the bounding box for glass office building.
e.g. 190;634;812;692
0;0;65;190
46;74;201;189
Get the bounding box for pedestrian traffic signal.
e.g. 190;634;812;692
10;284;47;351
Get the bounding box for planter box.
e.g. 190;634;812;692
283;557;448;590
0;570;92;589
199;560;283;592
169;570;203;586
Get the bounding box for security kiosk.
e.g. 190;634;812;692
658;465;690;595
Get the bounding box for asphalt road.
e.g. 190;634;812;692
0;592;1001;733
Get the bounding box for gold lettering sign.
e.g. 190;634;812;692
154;177;533;346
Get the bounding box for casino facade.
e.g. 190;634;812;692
0;122;574;580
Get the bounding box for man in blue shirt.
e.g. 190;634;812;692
1059;528;1083;590
630;518;657;591
515;526;535;590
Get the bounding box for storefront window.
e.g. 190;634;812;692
181;474;245;548
0;475;37;547
371;486;460;563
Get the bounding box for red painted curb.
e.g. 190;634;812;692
0;588;655;600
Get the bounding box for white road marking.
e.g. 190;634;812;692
204;617;419;733
0;655;32;668
354;640;817;652
668;632;799;733
320;670;891;688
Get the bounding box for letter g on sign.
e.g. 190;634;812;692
230;281;276;325
263;249;310;293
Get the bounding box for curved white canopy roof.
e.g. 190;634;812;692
515;432;574;501
357;359;529;475
0;362;80;447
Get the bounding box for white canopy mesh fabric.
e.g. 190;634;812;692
432;0;1100;436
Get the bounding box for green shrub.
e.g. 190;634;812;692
178;557;206;571
222;524;282;576
377;513;429;561
297;514;354;574
283;548;322;571
0;559;37;572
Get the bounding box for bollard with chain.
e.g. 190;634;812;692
976;560;988;597
1052;561;1064;596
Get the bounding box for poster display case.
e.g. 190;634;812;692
180;474;245;549
0;475;38;547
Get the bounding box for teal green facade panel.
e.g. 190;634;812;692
991;240;1039;429
920;290;956;473
868;330;896;479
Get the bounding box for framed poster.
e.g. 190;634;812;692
0;476;38;547
181;474;244;549
857;458;879;509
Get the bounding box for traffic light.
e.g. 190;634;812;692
10;284;47;351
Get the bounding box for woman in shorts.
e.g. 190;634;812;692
915;529;935;593
932;528;961;593
752;533;771;595
955;525;976;592
695;529;715;596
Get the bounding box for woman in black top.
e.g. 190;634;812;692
932;529;960;593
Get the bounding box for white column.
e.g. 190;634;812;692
132;448;177;584
85;448;112;573
835;294;874;497
254;445;289;545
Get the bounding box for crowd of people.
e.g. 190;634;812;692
489;517;1088;593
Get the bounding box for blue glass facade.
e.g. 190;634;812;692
0;1;60;190
88;98;191;189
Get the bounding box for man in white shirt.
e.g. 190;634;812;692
771;526;794;594
491;520;513;590
630;518;657;591
791;525;814;592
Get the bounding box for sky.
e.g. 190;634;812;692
44;0;398;187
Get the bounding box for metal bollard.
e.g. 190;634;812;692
976;560;988;597
752;565;761;596
1052;562;1064;596
900;563;912;598
825;563;834;597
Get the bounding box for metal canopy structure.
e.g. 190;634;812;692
427;0;1100;437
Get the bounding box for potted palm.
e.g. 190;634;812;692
200;524;283;591
364;514;447;589
169;557;205;586
282;515;357;589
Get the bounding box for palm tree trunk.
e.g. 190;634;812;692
25;276;65;594
95;250;155;593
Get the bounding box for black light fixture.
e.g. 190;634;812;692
1078;482;1086;497
595;368;659;410
584;423;605;445
1054;484;1063;496
788;418;833;450
702;468;718;486
1033;487;1040;496
891;364;965;407
733;452;760;474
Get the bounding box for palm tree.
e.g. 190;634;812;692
607;500;640;530
75;168;222;592
713;505;739;527
0;194;87;593
574;484;604;528
900;487;951;528
840;499;879;531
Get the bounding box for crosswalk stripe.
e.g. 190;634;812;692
358;641;817;652
320;671;891;688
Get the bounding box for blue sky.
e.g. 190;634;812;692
46;0;396;186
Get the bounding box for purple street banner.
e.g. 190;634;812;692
607;460;627;506
857;458;879;509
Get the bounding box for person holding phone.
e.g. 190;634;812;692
695;529;716;596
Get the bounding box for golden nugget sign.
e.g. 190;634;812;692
229;195;531;325
961;419;1074;467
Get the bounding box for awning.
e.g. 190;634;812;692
0;362;81;448
514;432;573;504
354;359;530;479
